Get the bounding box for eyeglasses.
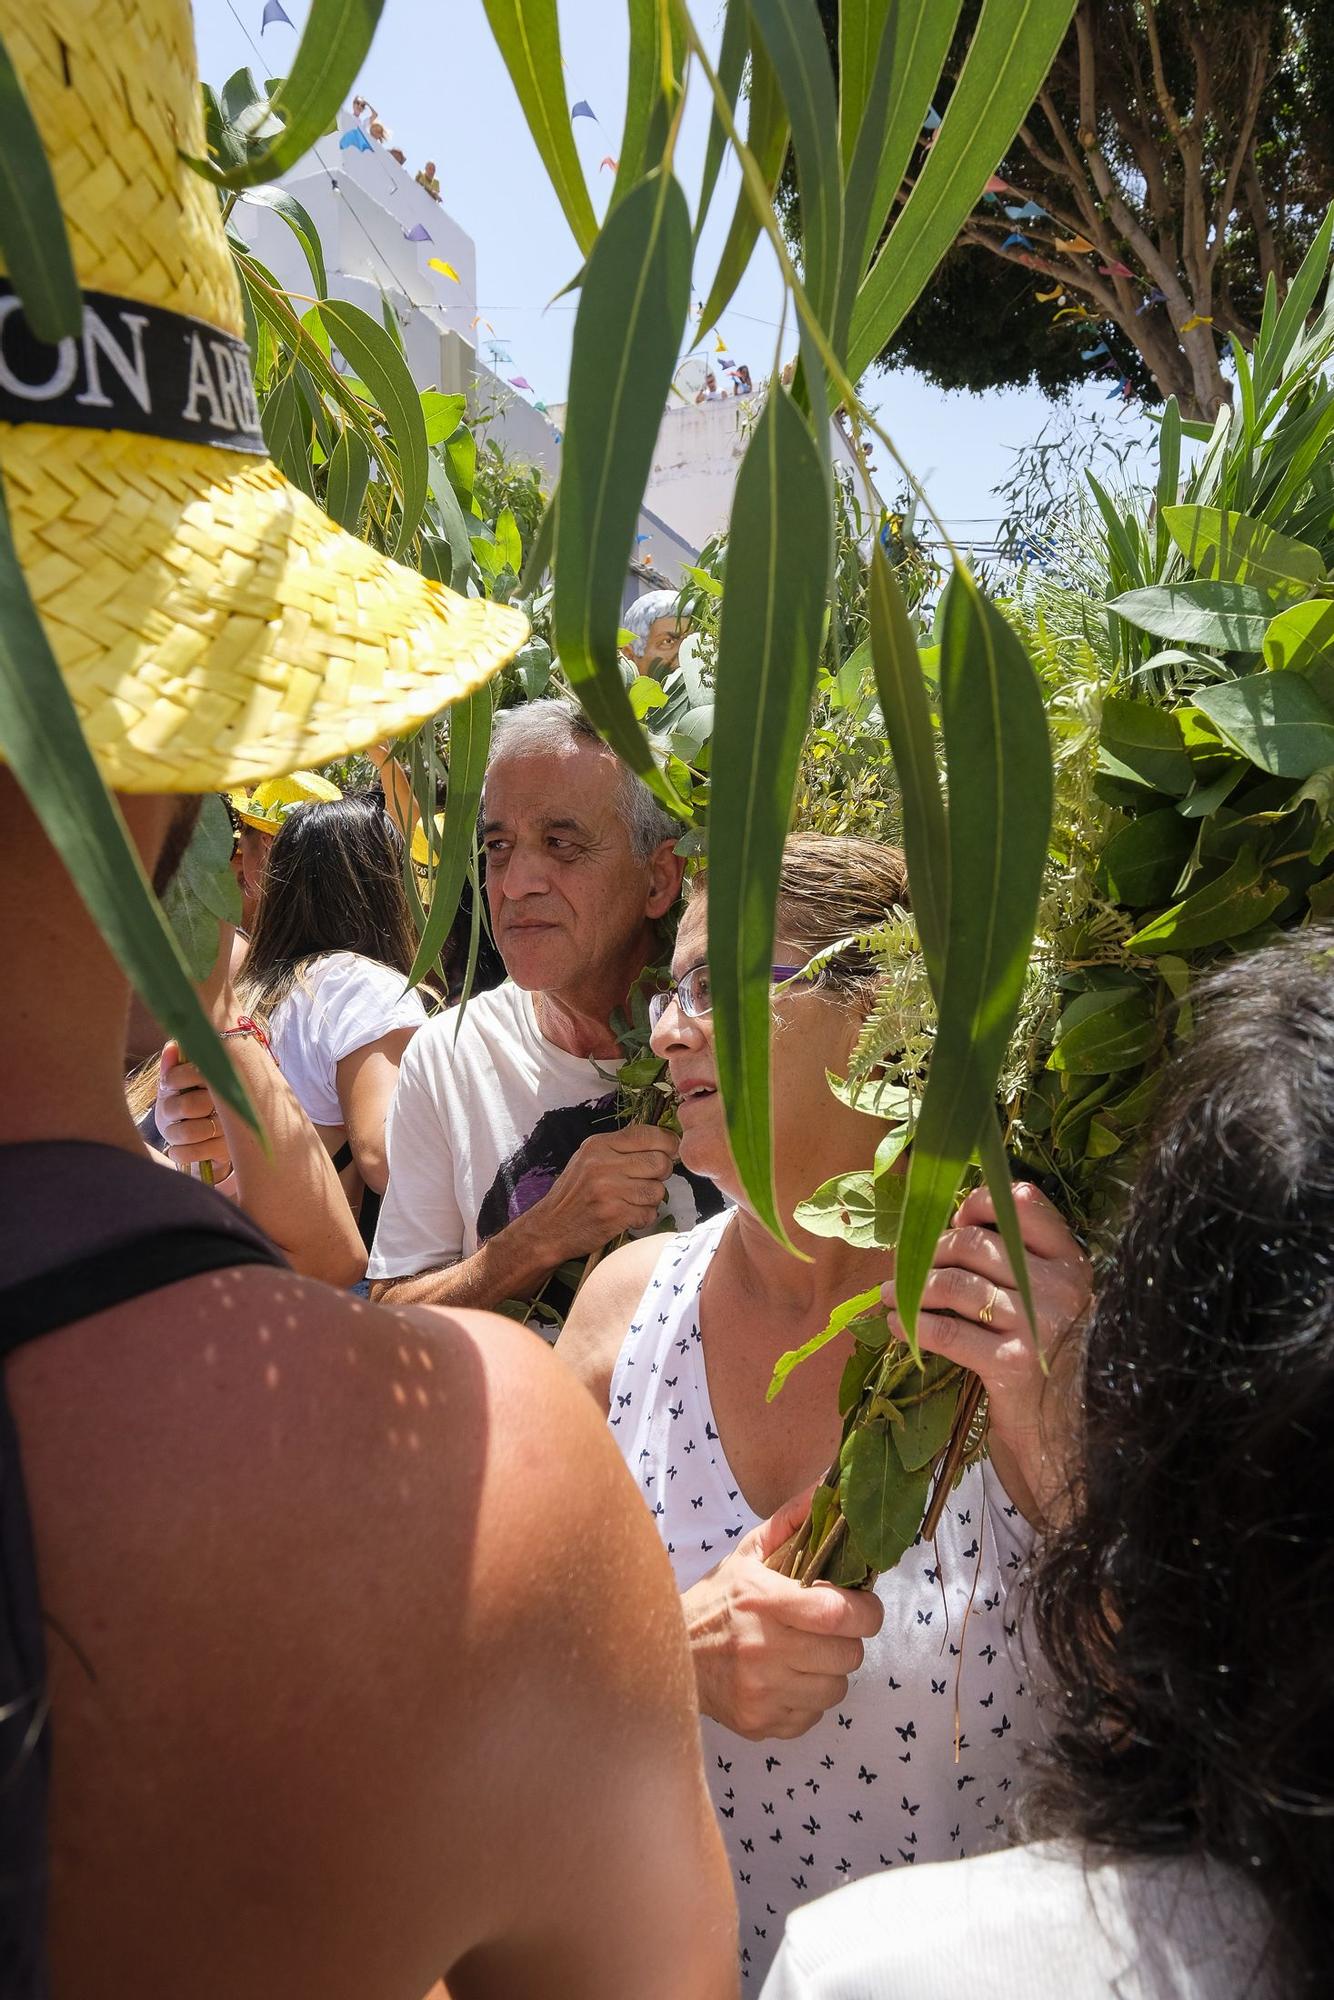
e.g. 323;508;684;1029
648;963;805;1029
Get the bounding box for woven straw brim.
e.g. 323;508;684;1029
1;425;526;794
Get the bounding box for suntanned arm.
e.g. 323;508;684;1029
20;1276;736;1999
370;1202;563;1312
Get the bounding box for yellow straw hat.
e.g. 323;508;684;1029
0;0;527;795
228;771;342;833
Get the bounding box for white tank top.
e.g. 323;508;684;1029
608;1212;1039;1989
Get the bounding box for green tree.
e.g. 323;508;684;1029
789;0;1334;419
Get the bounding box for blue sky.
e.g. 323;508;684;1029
195;0;1155;541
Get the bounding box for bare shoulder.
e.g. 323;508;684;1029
554;1231;667;1408
15;1267;733;1998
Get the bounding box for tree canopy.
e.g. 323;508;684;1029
785;0;1334;419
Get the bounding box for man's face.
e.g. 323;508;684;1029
482;744;673;997
640;615;688;676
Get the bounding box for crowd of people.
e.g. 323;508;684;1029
100;701;1327;1998
4;6;1333;1993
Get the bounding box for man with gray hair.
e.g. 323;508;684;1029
369;701;724;1325
622;588;691;678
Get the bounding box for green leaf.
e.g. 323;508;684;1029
192;0;385;189
826;1066;913;1122
406;680;494;988
892;571;1052;1350
519;491;555;596
1195;670;1334;779
494;506;523;574
1162;506;1325;592
1098;699;1193;796
767;1286;883;1401
1263;600;1334;677
710;389;834;1245
844;0;963;285
420;391;467;446
795;1169;905;1248
750;0;843;328
514;635;553;700
237;186;328;297
161;797;243;981
694;34;789;339
868;548;947;976
847;0;1078;379
1049;989;1157;1075
891;1367;961;1472
1255;201;1334;407
320;300;429;556
325;425;371;532
0;487;254;1130
1097;807;1195;906
838;1344;881;1419
629;676;669;720
260;372;315;497
695;0;749;243
840;1427;931;1572
428;457;474;589
1126;850;1286;955
553;171;692;813
481;0;598;255
1108;582;1283;652
0;31;82;341
1154;397;1182;569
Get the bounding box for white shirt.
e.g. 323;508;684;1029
608;1214;1038;1989
761;1840;1279;1999
368;981;721;1283
266;950;427;1128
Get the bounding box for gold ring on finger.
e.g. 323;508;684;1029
979;1284;1001;1327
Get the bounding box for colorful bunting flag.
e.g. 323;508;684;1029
1081;342;1110;359
509;376;533;391
1002;233;1034;252
600;156;618;171
403;222;432;243
534;401;548;413
1181;313;1214;332
983;176;1009;194
1005;200;1046;221
260;0;293;26
1135;288;1167;315
1035;284;1064;301
571;99;595;120
1055;234;1094;254
714;334;727;352
428;258;460;281
339;127;373;153
1100;260;1134;278
922;106;941;130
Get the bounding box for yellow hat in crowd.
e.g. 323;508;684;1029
228;771;342;833
0;0;526;795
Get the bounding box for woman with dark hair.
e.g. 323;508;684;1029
235;795;429;1243
762;930;1334;1997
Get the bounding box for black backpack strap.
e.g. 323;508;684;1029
0;1228;283;1357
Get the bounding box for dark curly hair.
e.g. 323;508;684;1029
1028;928;1334;1991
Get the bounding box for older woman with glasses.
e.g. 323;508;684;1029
558;831;1091;1988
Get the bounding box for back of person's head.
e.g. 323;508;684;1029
240;794;416;1017
487;698;679;861
1030;928;1334;1991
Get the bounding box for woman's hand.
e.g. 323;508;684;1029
155;1040;233;1184
682;1489;883;1741
880;1180;1092;1525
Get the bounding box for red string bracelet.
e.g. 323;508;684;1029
219;1015;272;1053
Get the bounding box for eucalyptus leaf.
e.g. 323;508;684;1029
1049;989;1157;1074
481;0;598;255
1262;600;1334;677
190;0;385;189
0;30;82;342
710;388;833;1244
694;32;789;339
1097;808;1195;906
554;172;692;813
750;0;843;329
161;797;242;981
892;1367;962;1473
319;300;429;556
325;425;371;532
238;186;328;297
421;391;467;446
406;680;493;988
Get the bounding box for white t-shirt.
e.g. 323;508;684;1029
367;981;723;1291
760;1840;1279;1999
266;950;428;1128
